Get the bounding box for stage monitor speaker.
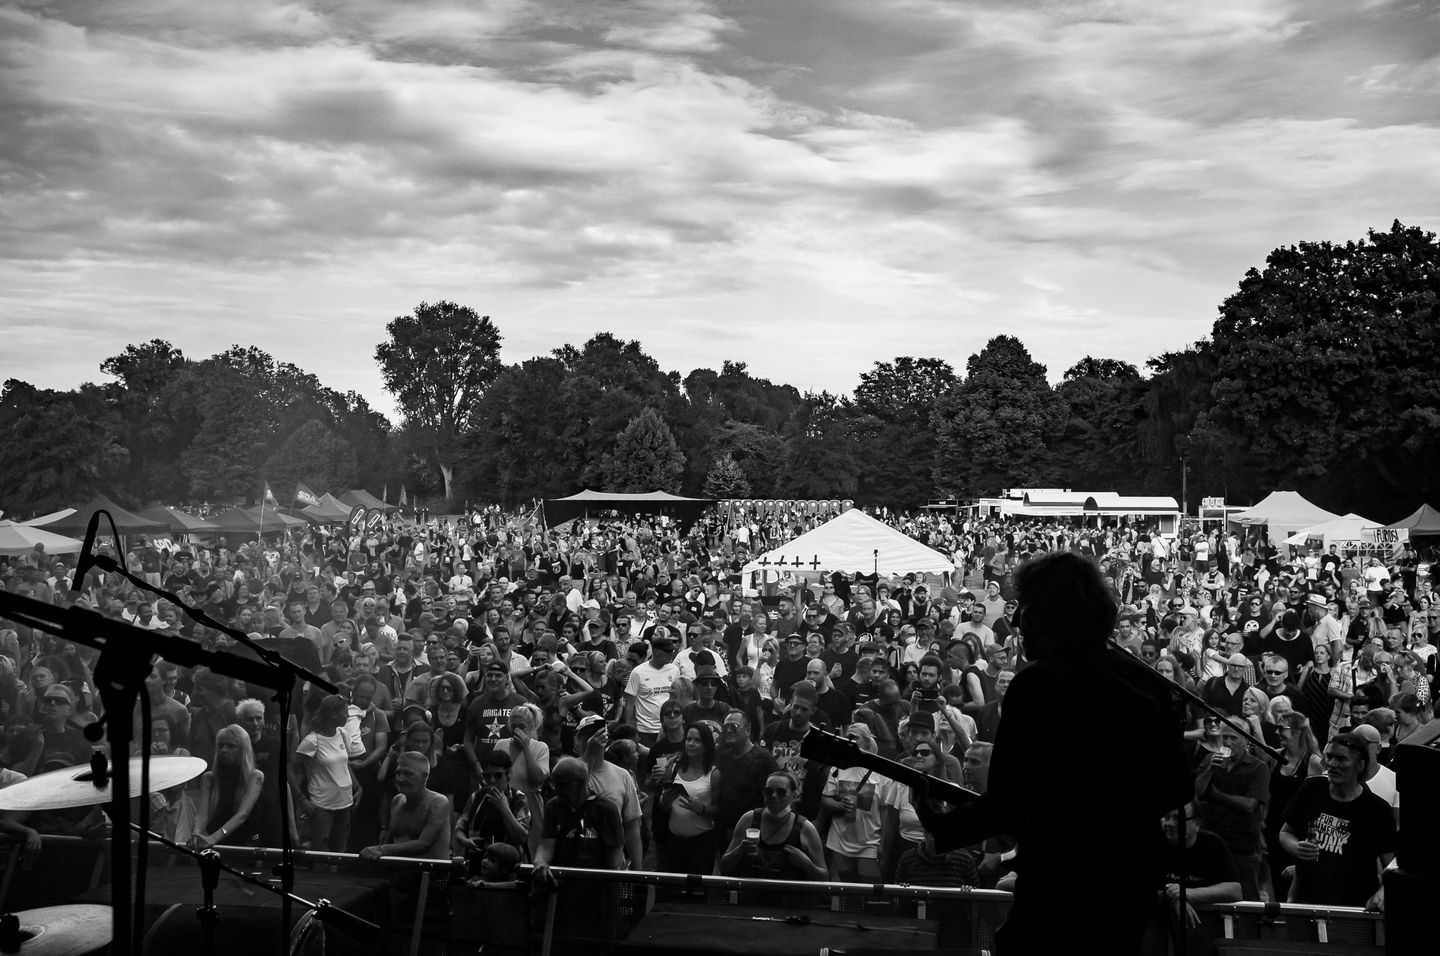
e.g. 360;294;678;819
1392;718;1440;876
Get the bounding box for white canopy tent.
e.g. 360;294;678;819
1282;512;1383;549
741;508;956;580
1229;491;1341;544
18;509;77;527
0;520;85;556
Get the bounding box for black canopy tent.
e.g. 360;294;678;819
47;495;168;538
543;489;712;531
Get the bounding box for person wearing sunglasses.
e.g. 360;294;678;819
719;770;827;881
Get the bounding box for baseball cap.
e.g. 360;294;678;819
576;714;606;738
907;712;939;734
1280;610;1303;630
402;703;432;724
485;661;508;674
694;665;721;683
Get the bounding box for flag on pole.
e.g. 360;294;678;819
263;482;278;506
294;481;319;507
382;483;389;505
399;485;409;506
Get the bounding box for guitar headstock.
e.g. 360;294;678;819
799;727;861;768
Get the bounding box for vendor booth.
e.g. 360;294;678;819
740;508;955;592
1228;491;1340;545
543;489;711;531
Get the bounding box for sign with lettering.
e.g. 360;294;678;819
1361;527;1407;545
1200;497;1225;510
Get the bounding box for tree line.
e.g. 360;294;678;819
2;221;1435;520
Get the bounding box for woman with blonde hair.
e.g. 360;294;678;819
495;702;551;855
191;724;264;848
820;722;885;881
1240;685;1270;748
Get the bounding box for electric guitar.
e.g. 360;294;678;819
799;728;981;806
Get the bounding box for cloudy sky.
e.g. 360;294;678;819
2;0;1437;415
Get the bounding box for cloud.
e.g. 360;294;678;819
0;0;1436;408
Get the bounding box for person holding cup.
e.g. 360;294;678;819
720;769;827;881
820;722;884;881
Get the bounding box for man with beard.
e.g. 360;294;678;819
916;552;1190;956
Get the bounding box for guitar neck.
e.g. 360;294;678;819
845;749;979;806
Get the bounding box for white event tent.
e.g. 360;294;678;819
741;508;956;580
0;520;84;556
1282;513;1382;548
1228;491;1341;544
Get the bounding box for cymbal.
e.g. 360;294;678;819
4;905;110;956
0;756;206;811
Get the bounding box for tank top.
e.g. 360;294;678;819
667;772;714;838
738;809;809;881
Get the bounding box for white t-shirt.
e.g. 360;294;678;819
296;729;364;810
822;766;883;859
1367;765;1399;810
625;661;680;733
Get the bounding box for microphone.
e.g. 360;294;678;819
70;511;103;595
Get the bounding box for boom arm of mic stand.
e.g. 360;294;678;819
1111;639;1282;763
85;554;337;695
0;591;291;692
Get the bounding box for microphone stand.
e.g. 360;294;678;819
0;592;292;956
70;513;336;956
1108;638;1282;956
125;823;380;947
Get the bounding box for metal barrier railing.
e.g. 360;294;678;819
3;836;1386;955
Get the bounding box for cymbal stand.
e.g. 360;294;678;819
126;823;380;950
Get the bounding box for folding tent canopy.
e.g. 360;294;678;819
1386;504;1440;536
137;505;220;537
337;489;397;513
299;496;353;523
1228;491;1341;544
543;489;712;531
1282;513;1382;548
0;520;84;556
211;506;308;535
18;509;76;527
45;495;167;537
741;508;956;579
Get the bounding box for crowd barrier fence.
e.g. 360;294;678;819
0;836;1387;955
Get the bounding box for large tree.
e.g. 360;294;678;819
1196;221;1440;511
1049;356;1148;491
263;419;358;495
776;392;861;499
849;356;957;507
0;380;128;513
375;301;503;501
601;406;686;493
933;336;1057;498
703;452;751;499
466;356;582;503
99;339;193;502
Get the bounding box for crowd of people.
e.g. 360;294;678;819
0;502;1428;918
